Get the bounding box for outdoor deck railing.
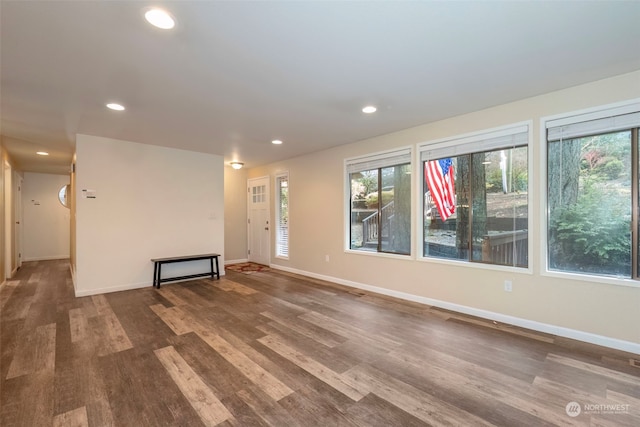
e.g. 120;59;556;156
481;230;528;266
362;201;395;245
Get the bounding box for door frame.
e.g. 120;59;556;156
14;172;22;270
3;161;11;278
247;176;270;265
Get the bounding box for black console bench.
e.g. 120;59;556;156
151;253;220;288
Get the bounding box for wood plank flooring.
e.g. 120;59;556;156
1;260;639;426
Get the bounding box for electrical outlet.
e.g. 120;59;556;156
325;255;330;262
504;280;513;292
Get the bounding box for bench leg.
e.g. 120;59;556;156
153;262;158;288
214;256;220;279
157;263;162;288
210;257;214;280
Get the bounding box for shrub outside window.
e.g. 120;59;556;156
347;148;411;255
546;102;640;279
420;124;529;268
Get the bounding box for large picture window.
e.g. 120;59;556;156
420;124;529;268
546;102;640;279
347;148;411;255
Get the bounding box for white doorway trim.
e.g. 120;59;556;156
247;176;270;265
14;172;22;270
4;161;12;278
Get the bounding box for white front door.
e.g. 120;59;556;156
247;177;270;265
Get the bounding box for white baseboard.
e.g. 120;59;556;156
23;256;70;262
75;281;152;297
70;264;77;293
225;258;248;265
270;264;640;355
74;274;226;297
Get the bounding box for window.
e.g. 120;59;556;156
275;172;289;259
420;124;529;268
347;148;411;255
546;101;640;279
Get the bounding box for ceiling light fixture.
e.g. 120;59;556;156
362;106;377;114
272;139;283;145
36;151;49;156
106;103;125;111
145;8;175;29
230;162;244;170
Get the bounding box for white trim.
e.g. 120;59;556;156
540;99;640;286
417;120;533;272
23;255;70;262
75;281;153;297
539;118;550;276
274;171;290;260
74;273;228;297
344;248;414;261
417;121;530;160
541;268;640;288
247;176;271;265
70;264;77;293
345;146;412;174
544;98;640;129
269;264;640;354
415;254;533;275
344;145;413;255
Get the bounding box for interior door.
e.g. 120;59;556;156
247;177;270;265
14;173;22;269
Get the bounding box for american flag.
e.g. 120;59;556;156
425;158;456;221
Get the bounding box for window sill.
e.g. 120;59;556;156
541;269;640;288
417;255;533;275
344;249;413;261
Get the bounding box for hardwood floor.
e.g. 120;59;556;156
1;260;639;426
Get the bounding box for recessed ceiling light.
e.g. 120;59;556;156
362;106;377;114
106;103;125;111
230;162;244;170
36;151;49;156
145;8;175;29
272;140;283;145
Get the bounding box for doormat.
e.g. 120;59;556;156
225;262;270;274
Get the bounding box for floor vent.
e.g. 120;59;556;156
630;359;640;368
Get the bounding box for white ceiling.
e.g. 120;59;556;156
2;1;640;175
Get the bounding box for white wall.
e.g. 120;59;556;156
22;172;70;261
75;135;224;296
224;166;248;263
0;144;5;282
244;71;640;352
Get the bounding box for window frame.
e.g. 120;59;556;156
540;99;640;287
274;171;289;260
344;146;413;258
416;122;533;273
